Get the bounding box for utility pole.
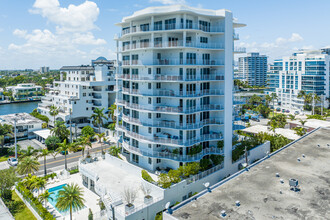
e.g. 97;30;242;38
245;146;248;166
14;116;17;160
69;108;72;143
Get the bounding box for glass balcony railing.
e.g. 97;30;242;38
121;89;224;97
121;115;224;129
121;141;223;162
118;125;223;146
121;59;224;66
116;74;224;81
116;99;224;113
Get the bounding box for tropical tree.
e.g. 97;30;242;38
268;120;279;134
265;94;272;107
96;133;105;143
311;93;321;115
24;174;38;191
39;190;54;207
109;146;121;158
57;139;74;170
298;90;312;111
299;119;307;128
108;104;117;122
91;107;107;133
56;183;85;220
248;94;263;106
33;177;46;196
16;156;40;176
51;121;69;141
270;93;278;117
49;105;60;127
37;148;51;177
0;124;13;146
45;135;61;151
19;145;39;158
81;126;95;138
78;135;92;157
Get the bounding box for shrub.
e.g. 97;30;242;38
168;169;181;184
69;168;79;175
200;158;212;171
141;170;154;183
178;162;200;177
217;140;224;149
157;173;171;189
210;155;224;165
307;114;325;120
81;126;95;137
30;110;49;123
16;182;55;219
45;136;61;151
88;208;93;220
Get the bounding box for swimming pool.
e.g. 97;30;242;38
48;184;68;215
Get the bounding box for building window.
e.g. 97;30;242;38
132;154;139;163
200;37;208;43
156;68;161;74
83;93;86;97
156;144;161;148
148;98;152;104
148;158;152;164
148;144;151;148
156;113;161;118
86;108;88;110
156;83;161;89
148;83;151;89
156;159;161;163
148;68;151;75
154;21;162;30
156;128;161;133
148;113;152;119
156;97;161;103
148;127;152;134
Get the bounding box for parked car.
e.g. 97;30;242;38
7;158;18;166
276;108;281;112
285;110;290;113
251;117;260;122
294;111;299;115
60;151;68;155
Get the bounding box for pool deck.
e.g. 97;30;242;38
45;173;102;220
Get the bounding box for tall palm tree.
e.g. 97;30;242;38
33;177;46;196
24;174;38;191
49;105;59;127
39;190;54;207
108;104;117;122
37;149;51;177
78;135;92;157
311;93;321;115
19;146;38;158
96;133;105;143
267;120;278;134
265;94;272;107
51;121;69;141
91;107;107;133
16;156;40;176
299;119;307;129
109;146;121;157
56;183;85;220
57;139;74;170
270;93;278;117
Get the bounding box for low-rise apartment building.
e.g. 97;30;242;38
6;83;43;100
37;57;116;127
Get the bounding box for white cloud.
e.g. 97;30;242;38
31;0;99;33
72;32;107;45
13;29;27;37
238;33;306;61
149;0;186;5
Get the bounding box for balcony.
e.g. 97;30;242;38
121;41;224;51
116;74;224;81
122;115;224;129
116;99;224;113
118;125;223;146
121;141;223;162
233;33;239;40
121;89;224;97
234;47;246;53
121;59;224;66
118;24;225;38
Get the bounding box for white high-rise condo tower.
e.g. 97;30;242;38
267;49;330;113
115;5;245;172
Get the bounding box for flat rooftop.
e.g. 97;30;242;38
0;113;43;126
242;124;300;140
171;127;330;219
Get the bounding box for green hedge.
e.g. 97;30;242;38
30;109;49;123
141;170;154;183
69;168;79;175
16;182;55;220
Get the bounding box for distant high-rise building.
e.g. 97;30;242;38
39;66;49;73
238;52;267;87
267;49;330;112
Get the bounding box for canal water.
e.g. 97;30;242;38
0;101;40;115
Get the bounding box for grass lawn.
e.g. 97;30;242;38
11;191;37;220
0;155;9;162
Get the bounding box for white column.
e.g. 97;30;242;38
223;11;234;171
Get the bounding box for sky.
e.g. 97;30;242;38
0;0;329;69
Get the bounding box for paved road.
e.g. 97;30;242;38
37;145;106;175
